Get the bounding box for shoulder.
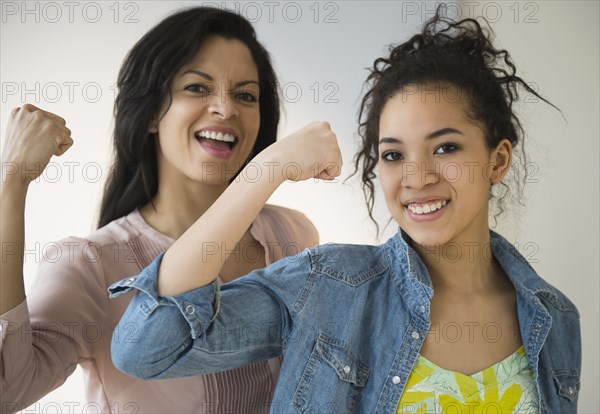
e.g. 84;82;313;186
306;242;390;287
38;211;169;285
42;213;141;265
534;280;579;317
255;204;319;249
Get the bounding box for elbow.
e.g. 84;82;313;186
111;333;159;380
110;320;177;380
110;317;193;380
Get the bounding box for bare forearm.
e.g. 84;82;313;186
157;121;342;296
158;151;286;296
0;180;28;314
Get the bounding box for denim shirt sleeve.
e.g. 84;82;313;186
108;252;306;380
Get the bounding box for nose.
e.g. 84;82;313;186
208;92;239;120
401;159;439;189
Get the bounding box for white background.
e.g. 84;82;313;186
1;1;598;412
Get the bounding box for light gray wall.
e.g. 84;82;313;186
1;1;597;412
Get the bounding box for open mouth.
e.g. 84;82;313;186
405;199;450;215
194;130;238;150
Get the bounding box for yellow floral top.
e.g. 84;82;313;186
396;346;539;413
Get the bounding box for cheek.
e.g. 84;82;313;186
438;161;464;183
158;100;197;131
240;108;260;144
379;168;400;204
248;110;261;135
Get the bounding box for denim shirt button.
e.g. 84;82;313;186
411;331;420;340
392;376;401;384
343;365;351;374
419;305;426;313
185;305;195;315
124;277;135;285
568;386;575;395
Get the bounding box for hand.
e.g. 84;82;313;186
267;121;343;181
1;104;73;186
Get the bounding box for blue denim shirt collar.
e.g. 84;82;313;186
390;227;558;299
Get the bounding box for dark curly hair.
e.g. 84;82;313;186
98;7;280;228
353;5;557;234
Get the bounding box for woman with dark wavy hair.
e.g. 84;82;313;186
110;7;580;414
0;7;334;413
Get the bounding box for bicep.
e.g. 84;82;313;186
112;278;288;380
1;241;106;402
159;282;288;378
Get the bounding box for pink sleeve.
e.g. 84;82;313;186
0;237;108;411
254;205;320;264
280;208;319;249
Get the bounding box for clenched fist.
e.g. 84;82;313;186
1;104;73;185
268;121;343;181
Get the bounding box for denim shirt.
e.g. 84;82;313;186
109;230;581;414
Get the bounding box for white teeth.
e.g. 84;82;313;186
196;130;236;143
407;200;447;215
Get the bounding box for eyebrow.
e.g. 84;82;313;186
379;127;463;144
181;69;259;88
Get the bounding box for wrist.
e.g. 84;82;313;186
0;176;29;199
250;150;287;187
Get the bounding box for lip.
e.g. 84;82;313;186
194;125;240;160
403;197;450;223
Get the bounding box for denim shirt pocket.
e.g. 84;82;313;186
552;370;580;402
293;333;370;414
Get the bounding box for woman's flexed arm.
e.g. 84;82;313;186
157;121;342;296
0;104;73;314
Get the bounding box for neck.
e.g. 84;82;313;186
412;227;503;294
140;177;228;240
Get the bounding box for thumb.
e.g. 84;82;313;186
54;136;74;156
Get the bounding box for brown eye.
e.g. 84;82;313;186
381;151;403;162
185;84;209;93
235;92;258;103
435;144;459;154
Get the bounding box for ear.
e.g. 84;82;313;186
149;124;158;134
489;139;512;184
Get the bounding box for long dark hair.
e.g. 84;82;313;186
353;5;557;234
98;7;280;228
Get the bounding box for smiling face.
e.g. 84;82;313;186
153;35;260;187
378;84;511;247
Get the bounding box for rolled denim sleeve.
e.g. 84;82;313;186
108;252;296;380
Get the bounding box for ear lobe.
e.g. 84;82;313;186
149;118;159;134
490;139;512;184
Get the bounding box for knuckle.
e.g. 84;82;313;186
32;110;45;120
22;103;37;112
316;121;330;129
